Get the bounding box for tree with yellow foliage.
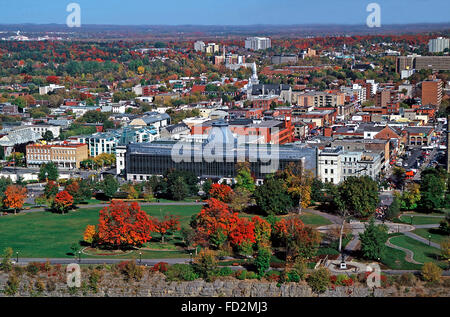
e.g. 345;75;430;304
278;162;313;213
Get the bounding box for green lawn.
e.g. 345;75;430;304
299;212;332;227
413;228;448;245
399;215;444;225
0;204;201;259
380;246;422;270
389;235;446;269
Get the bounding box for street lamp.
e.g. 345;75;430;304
190;252;193;264
78;251;81;263
139;252;142;264
16;251;18;263
428;235;431;246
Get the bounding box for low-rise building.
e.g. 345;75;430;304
26;143;88;169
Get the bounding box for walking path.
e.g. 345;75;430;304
385;237;422;265
403;231;442;249
305;208;342;224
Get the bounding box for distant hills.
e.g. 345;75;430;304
0;23;449;40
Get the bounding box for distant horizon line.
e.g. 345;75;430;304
0;22;449;27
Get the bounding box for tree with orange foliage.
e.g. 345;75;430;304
191;198;256;250
209;183;234;203
97;200;154;248
152;215;180;243
3;185;27;215
274;216;321;261
52;190;74;214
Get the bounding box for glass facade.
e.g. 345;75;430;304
125;141;317;179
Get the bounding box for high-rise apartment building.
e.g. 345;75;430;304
428;37;450;53
421;80;443;106
244;37;271;50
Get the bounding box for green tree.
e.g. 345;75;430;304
202;179;212;199
359;218;388;260
254;175;294;215
235;162;255;193
337;176;379;219
168;176;189;201
385;195;401;221
42;130;54;142
101;175;119;199
419;173;446;212
38;162;59;182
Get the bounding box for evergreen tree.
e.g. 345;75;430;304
359;218;388;260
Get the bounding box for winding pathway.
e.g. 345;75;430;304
385;237;422;265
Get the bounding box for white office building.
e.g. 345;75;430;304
428;37;450;53
245;37;271;50
194;41;205;52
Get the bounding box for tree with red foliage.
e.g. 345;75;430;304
52;190;74;214
274;216;321;261
209;183;234;203
152;215;180;243
46;76;59;84
97;200;154;248
191;198;256;250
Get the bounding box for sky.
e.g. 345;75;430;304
0;0;449;25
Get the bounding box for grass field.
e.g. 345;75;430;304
389;235;446;269
0;203;335;260
380;246;422;270
413;228;448;245
299;212;333;227
399;215;444;225
0;205;201;259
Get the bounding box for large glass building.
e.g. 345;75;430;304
120;121;317;182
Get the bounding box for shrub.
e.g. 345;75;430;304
421;262;442;283
193;249;218;279
26;262;41;276
1;247;13;272
287;270;300;283
151;262;169;273
306;267;331;293
441;238;450;260
117;260;144;281
254;247;271;276
215;267;234;277
89;269;103;293
397;273;417;287
165;264;199;281
333;274;354;286
236;270;247;280
4;272;20;295
265;270;280;282
292;258;308;281
246;271;259;280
